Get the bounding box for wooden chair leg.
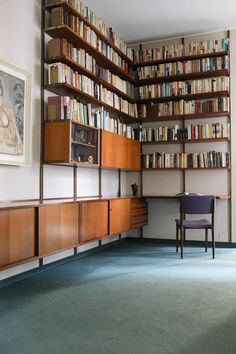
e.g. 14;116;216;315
205;229;208;253
181;227;184;259
212;229;215;259
176;223;179;253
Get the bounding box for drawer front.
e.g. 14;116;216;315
131;199;148;229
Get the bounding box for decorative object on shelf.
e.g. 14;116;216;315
88;155;94;164
131;183;138;196
0;59;32;166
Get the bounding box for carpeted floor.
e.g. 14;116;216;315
1;240;236;354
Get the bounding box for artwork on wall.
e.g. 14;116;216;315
0;59;32;166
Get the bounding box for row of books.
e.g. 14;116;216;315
96;66;134;98
48;38;134;98
137;56;229;80
47;96;137;139
47;0;134;60
138;97;229;118
48;63;138;117
142;151;230;169
50;7;130;72
134;39;229;63
140;123;230;142
139;77;229;100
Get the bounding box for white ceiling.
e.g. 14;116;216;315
84;0;236;43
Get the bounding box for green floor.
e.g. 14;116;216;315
1;240;236;354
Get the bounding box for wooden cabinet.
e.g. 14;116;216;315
39;203;79;257
101;130;141;170
109;199;131;235
80;200;109;243
131;198;148;229
0;208;36;268
44;120;100;167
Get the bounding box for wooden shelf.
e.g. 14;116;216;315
133;51;229;68
72;141;97;148
142;167;230;170
45;55;135;103
44;161;100;168
142;138;230;145
140;112;230;122
142;194;230;200
47;119;100;130
44;2;134;66
71;120;100;130
136;69;229;86
137;91;229;104
45;26;135;83
45;83;140;124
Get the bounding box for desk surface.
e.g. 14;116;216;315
143;195;230;200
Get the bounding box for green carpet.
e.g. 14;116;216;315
1;240;236;354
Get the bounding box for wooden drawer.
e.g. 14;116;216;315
131;198;148;229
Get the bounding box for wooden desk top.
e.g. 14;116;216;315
143;195;230;200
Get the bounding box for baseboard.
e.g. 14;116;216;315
0;238;126;289
126;237;236;248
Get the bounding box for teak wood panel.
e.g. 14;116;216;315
127;138;141;170
0;208;36;267
80;201;109;242
109;199;131;235
101;130;141;170
39;203;79;256
131;199;148;229
44;121;70;162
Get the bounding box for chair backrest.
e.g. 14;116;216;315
181;195;215;215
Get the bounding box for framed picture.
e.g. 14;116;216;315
0;59;32;166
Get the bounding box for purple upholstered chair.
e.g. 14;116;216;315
175;195;215;259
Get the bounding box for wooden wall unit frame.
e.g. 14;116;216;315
41;0;139;201
38;202;79;257
0;208;36;268
135;34;231;240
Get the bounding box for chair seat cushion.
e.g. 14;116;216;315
175;219;211;229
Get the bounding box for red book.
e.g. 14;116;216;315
48;96;64;120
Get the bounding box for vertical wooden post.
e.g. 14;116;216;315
40;0;45;202
228;30;232;243
73;165;77;199
181;37;186;193
118;169;121;197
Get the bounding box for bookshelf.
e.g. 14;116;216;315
136;69;229;86
44;1;134;65
137;91;229;104
133;37;231;222
133;51;229;68
41;0;141;201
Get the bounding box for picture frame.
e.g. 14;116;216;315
0;59;32;166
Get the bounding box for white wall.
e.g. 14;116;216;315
128;30;233;242
0;0;41;201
